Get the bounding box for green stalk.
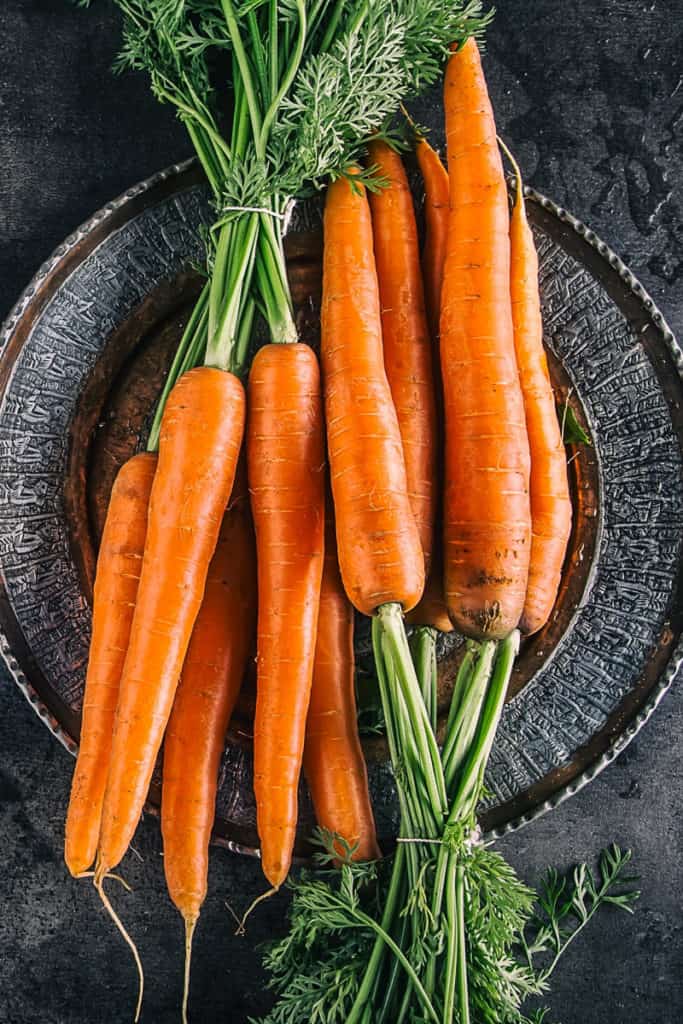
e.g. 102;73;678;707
260;0;307;152
205;213;260;373
443;641;496;792
450;632;519;816
233;296;256;371
455;863;471;1024
185;122;221;197
346;843;414;1024
268;0;279;101
231;65;250;159
350;906;439;1024
319;0;346;51
247;9;268;102
375;906;410;1023
445;644;476;739
378;604;448;824
442;853;459;1024
208;222;232;345
410;626;438;733
146;282;210;453
220;0;263;146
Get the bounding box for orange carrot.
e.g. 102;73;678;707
415;134;450;341
303;500;379;863
96;367;245;880
321;173;425;616
441;38;531;641
367;139;438;584
65;452;157;877
247;343;325;889
501;142;572;635
161;461;256;1022
407;132;453;633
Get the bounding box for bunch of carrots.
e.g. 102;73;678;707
64;3;577;1021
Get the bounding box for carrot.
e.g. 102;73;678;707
441;38;531;642
64;452;157;878
406;131;453;634
303;499;379;863
161;461;256;1023
500;140;572;635
247;342;325;889
415;134;450;342
321;173;425;617
366;139;438;584
96;366;245;880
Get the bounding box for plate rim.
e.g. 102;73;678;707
1;159;681;848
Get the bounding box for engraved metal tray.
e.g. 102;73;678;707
1;159;682;859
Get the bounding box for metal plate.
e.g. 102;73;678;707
1;159;682;859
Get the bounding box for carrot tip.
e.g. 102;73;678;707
235;886;279;937
95;875;144;1022
182;915;198;1024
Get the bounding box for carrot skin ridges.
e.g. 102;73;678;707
415;136;450;342
303;505;380;862
441;38;531;641
509;175;572;636
367;139;438;581
161;465;257;921
321;174;425;616
65;452;157;877
407;135;453;633
97;367;245;876
248;343;325;889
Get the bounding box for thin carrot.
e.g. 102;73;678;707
367;139;438;582
499;139;572;635
303;499;380;863
65;452;156;878
321;172;425;617
407;130;453;634
247;342;325;889
96;366;245;880
441;37;531;642
415;133;450;342
161;460;256;1023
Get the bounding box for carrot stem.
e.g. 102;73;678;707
443;641;496;792
442;853;459;1024
455;862;471;1024
377;604;447;822
147;283;210;453
410;627;438;733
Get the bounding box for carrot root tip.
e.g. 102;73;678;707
235;886;279;937
182;915;198;1024
95;875;144;1022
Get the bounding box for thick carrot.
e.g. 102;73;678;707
321;173;425;616
415;135;450;341
367;139;438;582
441;38;531;641
161;461;256;1021
248;342;325;889
407;132;453;634
303;501;379;863
65;452;157;877
501;142;572;635
96;367;245;879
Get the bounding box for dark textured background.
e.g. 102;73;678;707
1;1;682;1022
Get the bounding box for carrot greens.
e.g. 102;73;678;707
107;0;488;400
257;630;639;1024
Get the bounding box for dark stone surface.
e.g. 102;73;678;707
1;1;682;1022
